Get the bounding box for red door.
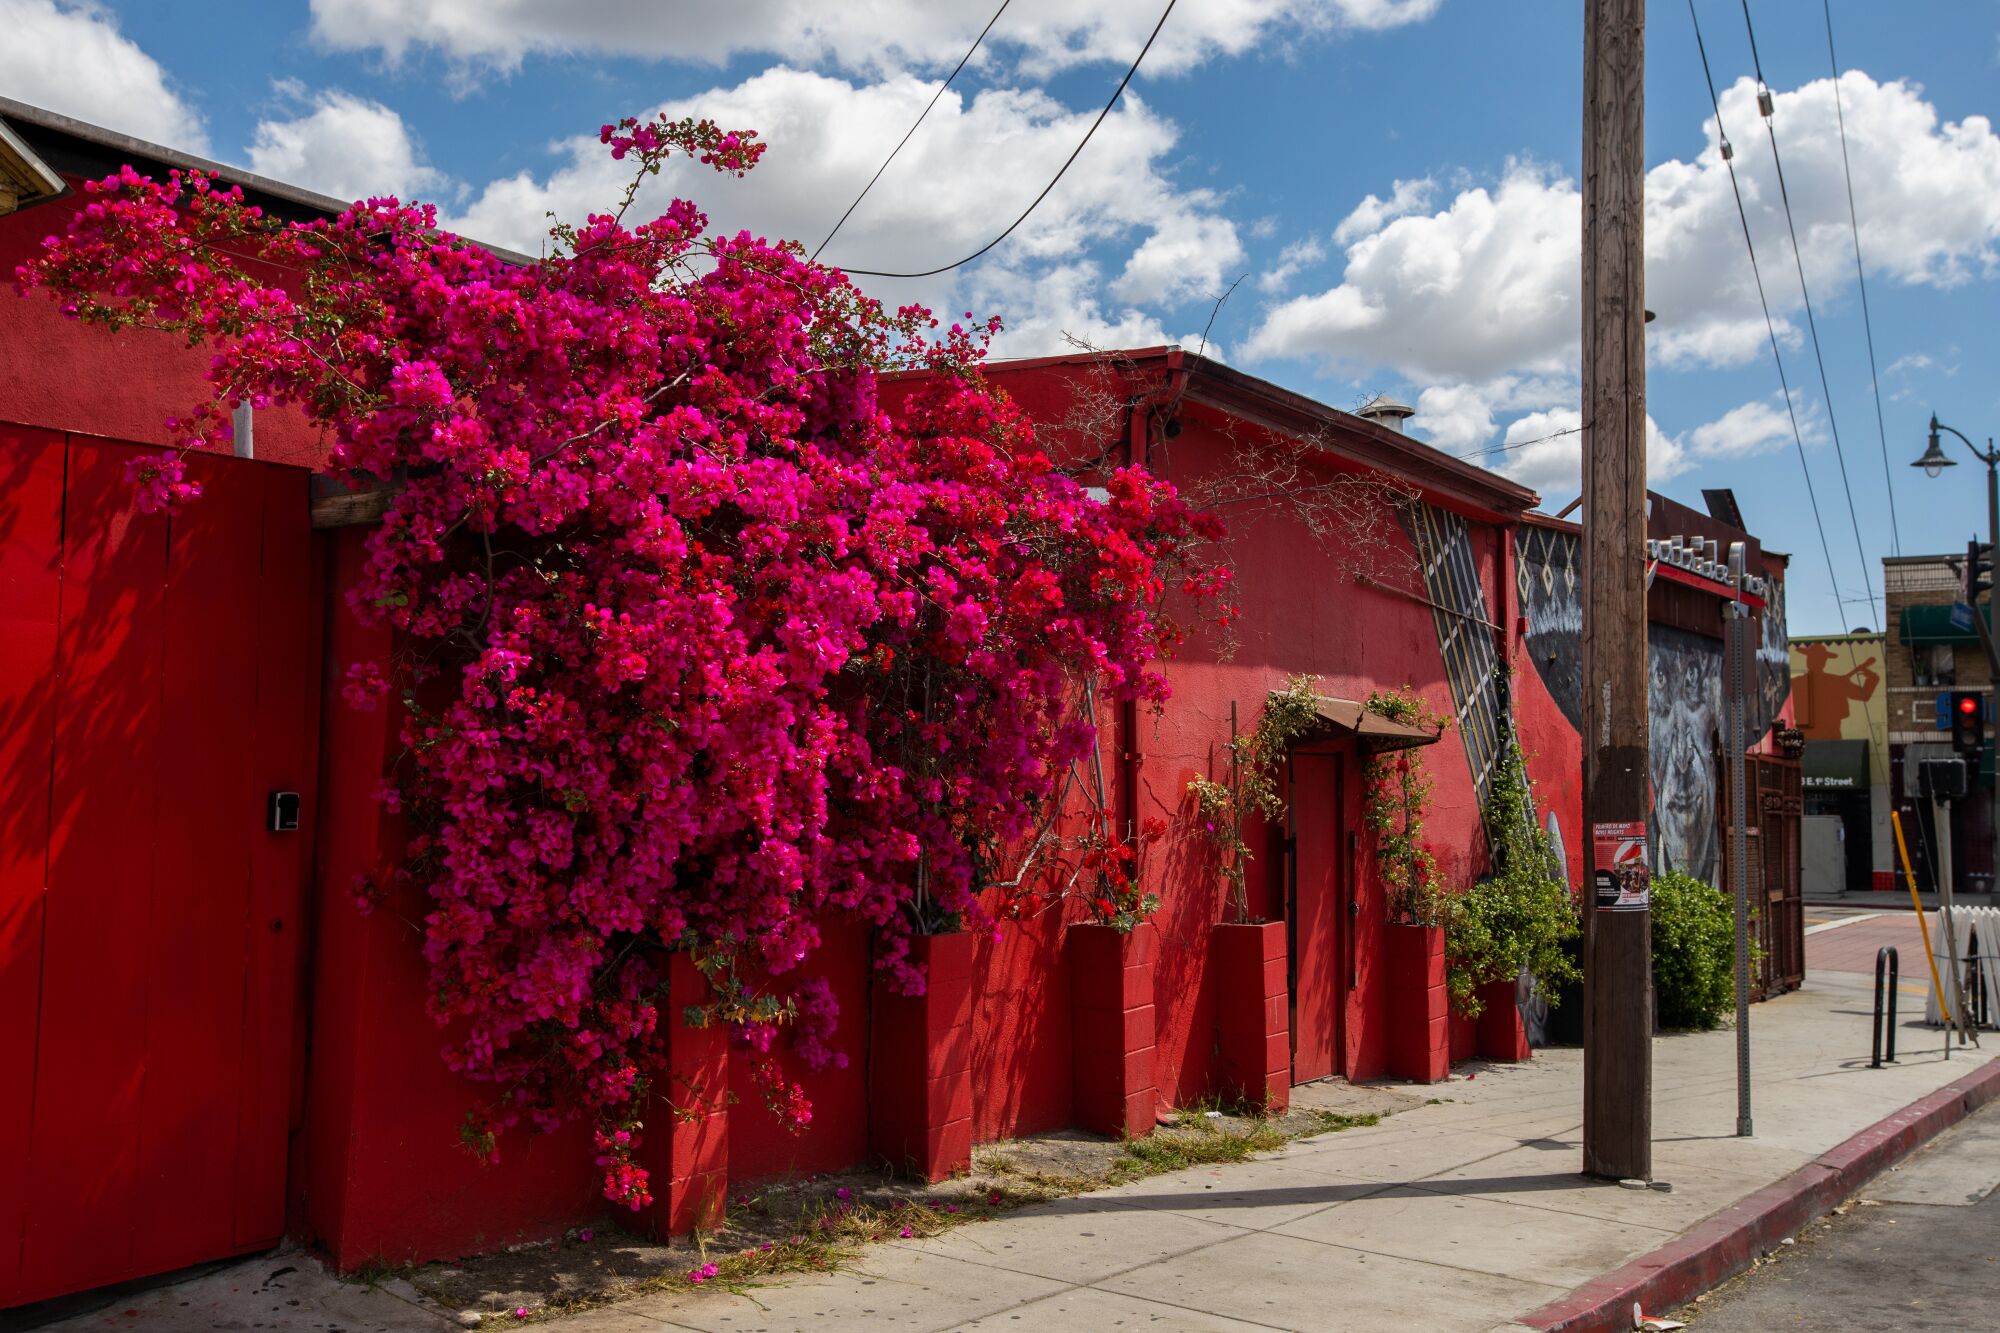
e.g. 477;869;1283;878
0;430;317;1308
1289;751;1348;1082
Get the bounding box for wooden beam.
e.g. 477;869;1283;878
310;485;401;530
1581;0;1653;1183
0;116;65;214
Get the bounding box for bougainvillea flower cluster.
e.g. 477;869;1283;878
18;114;1227;1207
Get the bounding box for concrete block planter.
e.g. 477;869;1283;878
868;931;975;1182
1385;923;1449;1083
1476;978;1531;1062
1212;921;1289;1113
1070;922;1159;1138
639;950;729;1237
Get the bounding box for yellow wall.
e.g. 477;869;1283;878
1790;633;1890;785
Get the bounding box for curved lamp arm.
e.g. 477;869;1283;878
1933;415;2000;466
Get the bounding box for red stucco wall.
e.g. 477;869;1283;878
0;185;328;468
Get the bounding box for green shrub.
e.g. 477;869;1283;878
1444;738;1581;1016
1446;863;1581;1016
1650;870;1738;1030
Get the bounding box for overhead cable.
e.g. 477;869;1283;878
1822;0;1902;556
832;0;1179;279
1739;0;1880;627
1687;0;1852;623
811;0;1014;263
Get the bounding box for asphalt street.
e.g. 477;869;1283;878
1676;1097;2000;1331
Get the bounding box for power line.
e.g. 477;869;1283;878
1823;0;1902;557
1454;424;1584;462
1739;0;1880;629
1686;0;1852;627
811;0;1013;263
831;0;1178;279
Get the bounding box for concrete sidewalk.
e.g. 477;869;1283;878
34;971;1994;1333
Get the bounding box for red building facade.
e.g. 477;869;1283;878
0;102;1793;1307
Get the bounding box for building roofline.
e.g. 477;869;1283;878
0;95;357;220
0;96;532;261
977;346;1542;518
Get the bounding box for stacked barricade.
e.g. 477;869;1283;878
1924;905;2000;1029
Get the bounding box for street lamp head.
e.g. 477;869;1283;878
1913;415;1956;478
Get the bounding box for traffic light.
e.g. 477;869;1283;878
1965;539;1994;605
1950;690;1986;757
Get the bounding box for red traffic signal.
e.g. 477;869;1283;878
1951;690;1987;757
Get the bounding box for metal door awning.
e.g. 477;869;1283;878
1300;695;1444;752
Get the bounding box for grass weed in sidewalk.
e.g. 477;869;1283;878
38;975;1978;1332
407;1079;1417;1324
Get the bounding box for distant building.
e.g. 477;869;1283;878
1883;553;1993;894
1790;632;1890;894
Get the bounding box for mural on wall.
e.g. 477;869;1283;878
1792;639;1881;740
1650;624;1725;884
1516;522;1584;733
1512;523;1789;888
1788;633;1892;793
1756;576;1790;734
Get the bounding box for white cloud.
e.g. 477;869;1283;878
245;87;448;202
1246;159;1579;382
0;0;205;151
446;67;1237;356
1256;236;1326;294
1487;408;1689;499
1686;393;1818;459
1409;375;1571;454
1248;71;2000;457
1112;212;1245;306
307;0;1442;79
965;261;1210;359
1331;175;1433;245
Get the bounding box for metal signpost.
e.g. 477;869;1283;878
1725;543;1752;1137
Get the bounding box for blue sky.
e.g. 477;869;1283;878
4;1;1998;635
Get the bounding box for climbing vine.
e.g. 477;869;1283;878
19;114;1232;1209
1362;687;1449;926
1188;675;1323;923
1444;736;1581;1016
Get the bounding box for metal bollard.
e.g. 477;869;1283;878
1872;946;1900;1068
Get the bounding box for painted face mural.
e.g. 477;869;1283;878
1514;524;1786;890
1753;577;1790;739
1650;625;1724;884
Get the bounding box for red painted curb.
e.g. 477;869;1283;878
1521;1058;2000;1333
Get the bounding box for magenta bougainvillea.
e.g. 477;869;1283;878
17;114;1226;1208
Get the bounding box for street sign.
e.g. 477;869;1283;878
1920;757;1969;802
1951;601;1976;633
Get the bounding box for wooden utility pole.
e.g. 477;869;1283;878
1581;0;1652;1182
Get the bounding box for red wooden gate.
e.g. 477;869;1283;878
1288;750;1349;1082
0;428;318;1308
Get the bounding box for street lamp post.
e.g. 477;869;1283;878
1911;414;2000;897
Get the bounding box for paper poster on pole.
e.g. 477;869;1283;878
1593;821;1650;911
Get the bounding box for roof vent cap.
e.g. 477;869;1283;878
1356;394;1416;433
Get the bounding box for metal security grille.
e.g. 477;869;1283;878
1405;503;1506;804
